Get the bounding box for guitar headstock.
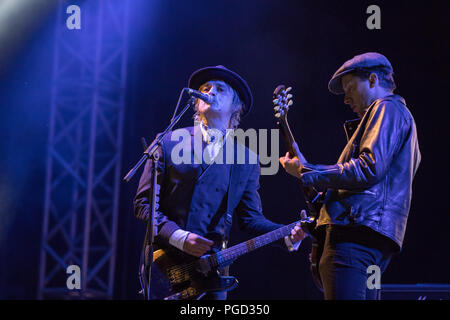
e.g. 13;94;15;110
273;85;293;120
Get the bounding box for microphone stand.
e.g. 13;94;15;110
123;88;195;300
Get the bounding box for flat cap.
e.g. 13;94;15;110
328;52;393;94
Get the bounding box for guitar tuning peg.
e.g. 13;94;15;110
273;98;279;104
288;100;293;106
275;112;281;118
286;87;292;93
287;94;293;99
273;106;280;111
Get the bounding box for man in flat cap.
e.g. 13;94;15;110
280;52;421;299
134;65;305;300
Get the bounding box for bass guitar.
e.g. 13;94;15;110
272;85;324;291
148;215;315;300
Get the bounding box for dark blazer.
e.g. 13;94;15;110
134;126;284;249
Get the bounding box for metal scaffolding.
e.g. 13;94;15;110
38;0;130;299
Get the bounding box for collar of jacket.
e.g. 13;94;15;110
343;94;405;141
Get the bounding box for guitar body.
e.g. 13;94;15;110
145;217;316;299
149;248;238;300
298;216;324;292
306;226;325;291
273;85;324;292
310;241;324;290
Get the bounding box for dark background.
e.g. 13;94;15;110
0;0;449;299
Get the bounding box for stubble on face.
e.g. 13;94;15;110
342;74;371;117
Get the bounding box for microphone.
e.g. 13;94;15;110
185;88;214;104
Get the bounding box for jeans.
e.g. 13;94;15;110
319;224;394;300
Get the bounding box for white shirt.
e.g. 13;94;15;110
199;121;230;162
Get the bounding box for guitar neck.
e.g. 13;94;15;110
278;117;297;156
212;221;300;266
278;116;322;216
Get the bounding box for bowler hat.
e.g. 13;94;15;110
328;52;393;95
188;65;253;117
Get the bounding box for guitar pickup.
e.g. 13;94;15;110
167;265;190;284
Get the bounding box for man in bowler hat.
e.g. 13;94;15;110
280;52;421;299
134;65;306;300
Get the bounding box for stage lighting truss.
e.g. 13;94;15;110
38;0;130;299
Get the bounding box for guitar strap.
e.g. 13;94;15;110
222;163;236;249
222;132;241;249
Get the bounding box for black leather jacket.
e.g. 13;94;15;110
301;94;421;251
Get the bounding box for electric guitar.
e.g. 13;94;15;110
272;85;324;291
148;216;315;300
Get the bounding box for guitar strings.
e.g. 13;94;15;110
217;222;298;262
168;261;196;283
167;222;299;282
